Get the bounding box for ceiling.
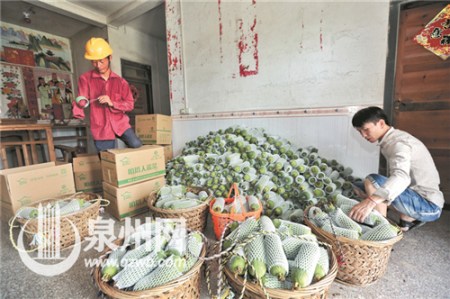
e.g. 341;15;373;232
0;0;166;40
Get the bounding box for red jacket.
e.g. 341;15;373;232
73;70;134;140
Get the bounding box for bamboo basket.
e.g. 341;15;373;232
147;186;212;232
304;207;403;286
224;245;338;299
92;237;206;299
16;192;103;251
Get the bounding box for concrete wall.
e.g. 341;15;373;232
166;0;390;177
108;26;170;116
167;0;390;115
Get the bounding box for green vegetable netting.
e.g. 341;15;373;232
166;126;361;219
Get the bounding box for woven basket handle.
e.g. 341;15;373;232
226;183;246;213
94;198;110;207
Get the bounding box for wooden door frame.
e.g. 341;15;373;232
384;1;450;209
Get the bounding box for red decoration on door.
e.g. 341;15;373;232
414;5;450;60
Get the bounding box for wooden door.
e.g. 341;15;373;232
394;2;450;205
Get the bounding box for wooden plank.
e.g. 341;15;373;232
400;68;450;83
432;154;450;194
397;90;450;101
395;101;450;111
394;110;450;149
1;148;9;169
402;2;448;25
403;61;450;73
22;144;31;166
399;81;450;93
402;49;450;62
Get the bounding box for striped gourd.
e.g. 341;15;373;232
114;250;167;289
245;234;267;279
185;192;199;199
276;224;292;240
334;193;359;207
229;221;240;232
291;242;320;289
324;183;337;194
260;215;276;233
170;185;186;197
155;194;177;208
247;195;261;211
227;247;246;275
330;207;362;233
312;188;325;198
273;200;294;217
184;232;204;271
158;186;172;197
58;199;83;215
288;209;304;223
321;222;360;240
16;207;38;219
101;245;127;282
262;273;293;289
266;192;284;209
167;199;201;210
273;219;311;236
121;236;167;265
198;191;209;201
339;204;389;227
365;210;390;226
132;255;185;291
307;207;329;228
282;237;313;260
314;246;329;281
166;234;187;257
265;233;289;280
361;223;399;241
223;218;259;249
122;230;153;247
162;199;183;209
212;197;225;213
360;224;373;235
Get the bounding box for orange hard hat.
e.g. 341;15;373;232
84;37;113;60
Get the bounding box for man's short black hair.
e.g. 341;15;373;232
352;106;390;127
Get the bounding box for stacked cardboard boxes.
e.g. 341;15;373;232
0;162;76;215
135;114;172;145
72;155;103;194
101;145;165;220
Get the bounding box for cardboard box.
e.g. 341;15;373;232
162;145;173;163
73;155;103;193
0;162;76;214
135;114;172;145
101;145;165;187
103;177;165;220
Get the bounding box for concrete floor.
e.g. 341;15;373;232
1;207;449;299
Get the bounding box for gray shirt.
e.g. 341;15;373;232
372;127;444;208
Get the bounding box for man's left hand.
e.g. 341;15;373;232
97;95;113;107
349;198;377;223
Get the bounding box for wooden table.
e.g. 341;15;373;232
0;123;56;168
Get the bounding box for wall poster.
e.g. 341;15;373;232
1;22;74;121
0;63;27;118
1;22;72;71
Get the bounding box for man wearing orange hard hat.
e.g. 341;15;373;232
72;37;142;152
